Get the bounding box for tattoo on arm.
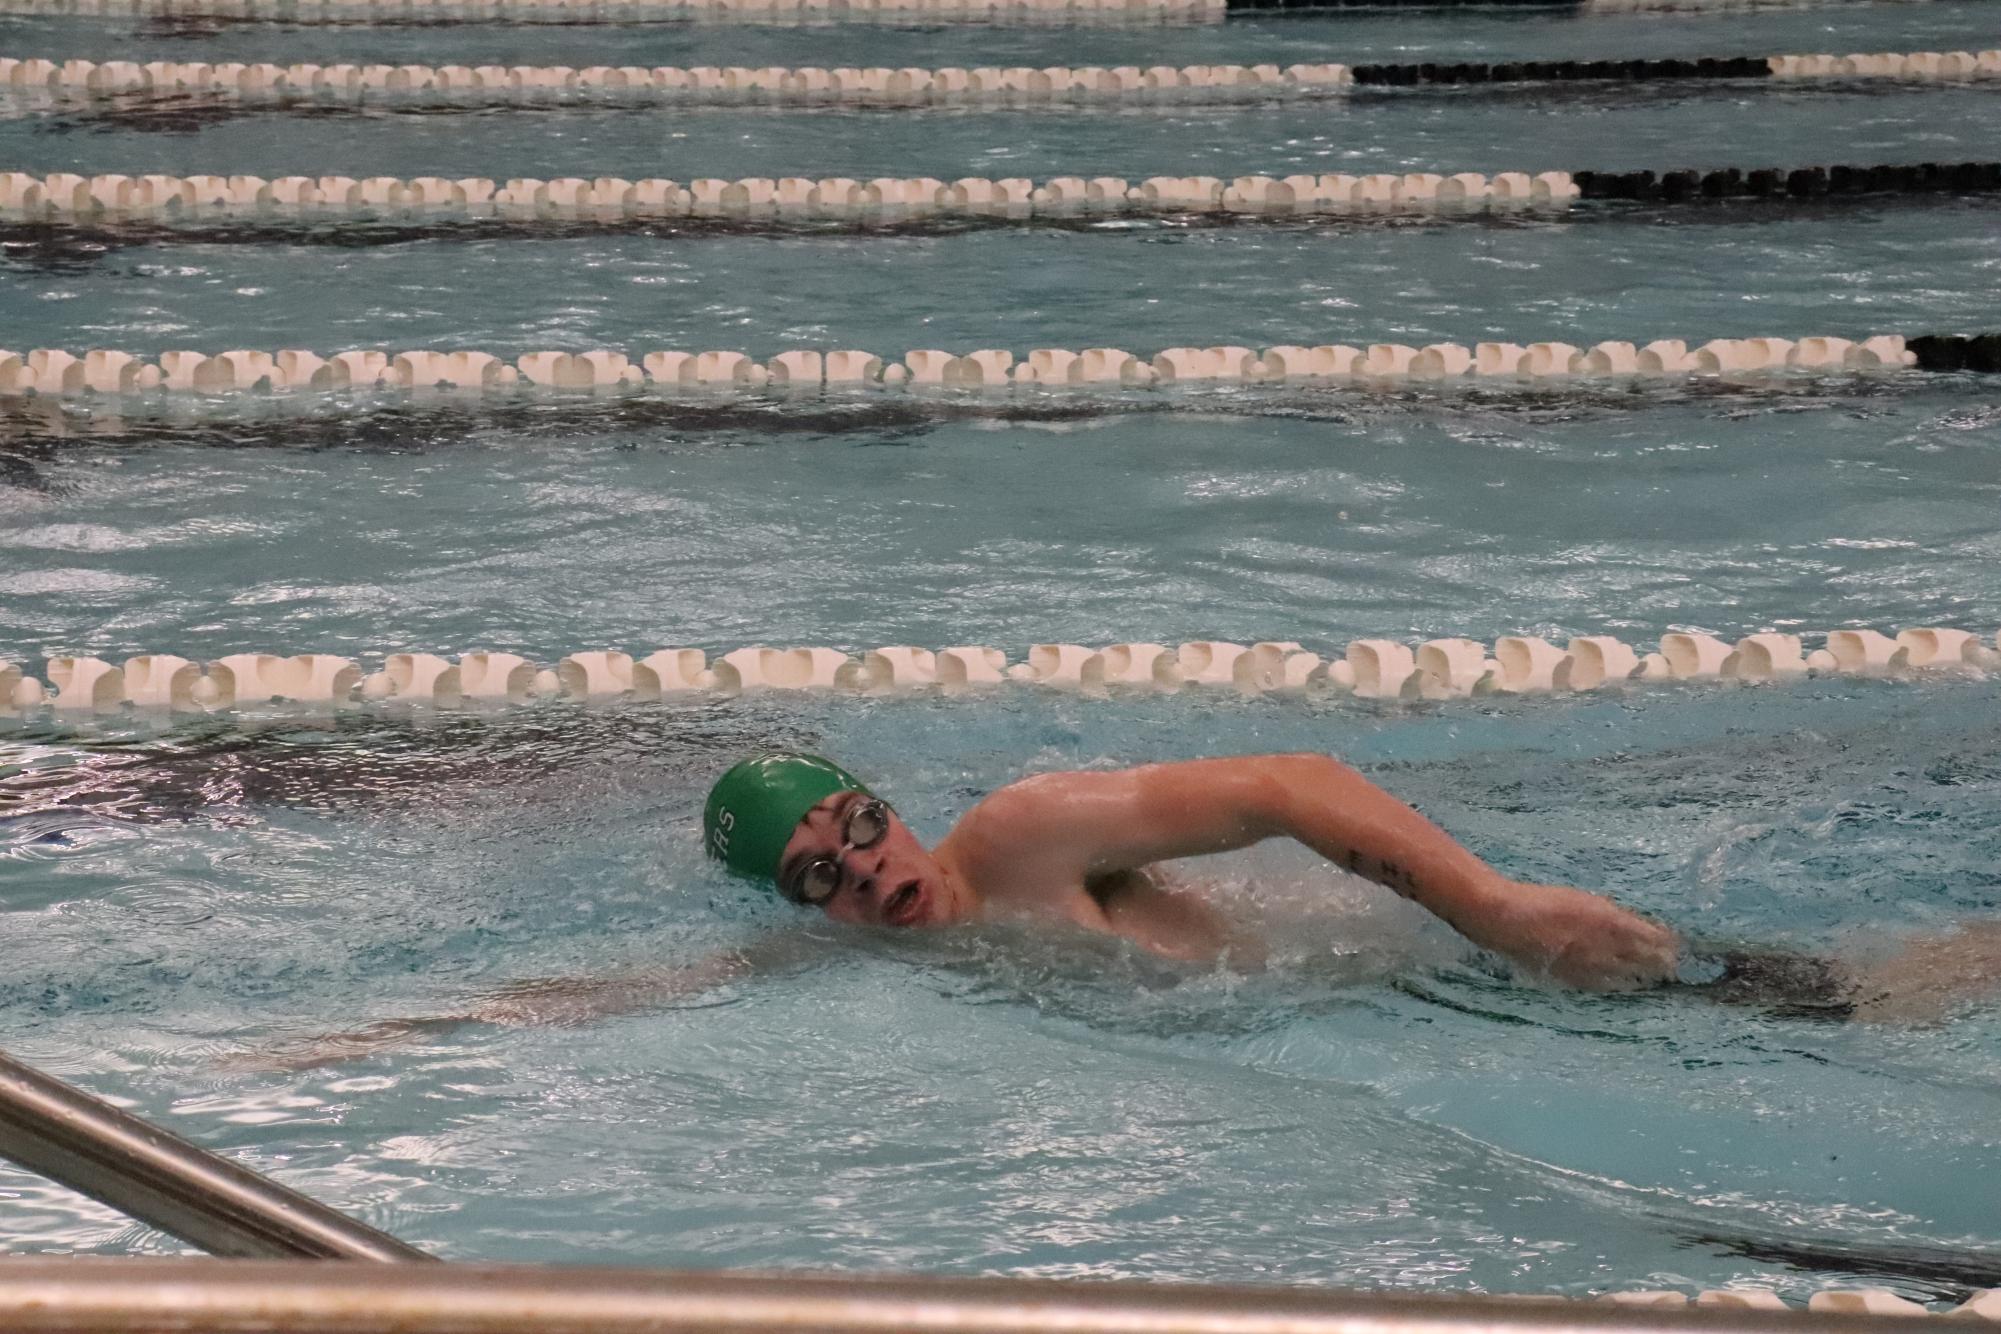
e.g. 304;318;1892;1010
1338;848;1420;898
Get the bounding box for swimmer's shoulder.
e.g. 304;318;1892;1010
939;775;1111;908
953;769;1147;833
944;773;1074;850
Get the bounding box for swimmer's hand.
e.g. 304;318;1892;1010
1476;881;1681;990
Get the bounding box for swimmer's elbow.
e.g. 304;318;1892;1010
1225;755;1353;834
1272;752;1361;784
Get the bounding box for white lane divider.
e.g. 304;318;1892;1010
0;169;1577;225
0;58;1349;106
0;336;1916;397
0;0;1908;17
1769;49;2001;80
6;626;1997;713
0;0;1224;23
7;51;1997;111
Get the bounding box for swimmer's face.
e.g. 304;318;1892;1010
778;791;962;929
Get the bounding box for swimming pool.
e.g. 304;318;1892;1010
3;0;2000;1303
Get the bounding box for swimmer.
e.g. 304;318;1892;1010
703;751;1678;988
237;750;2001;1070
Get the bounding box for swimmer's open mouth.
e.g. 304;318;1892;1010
884;881;925;927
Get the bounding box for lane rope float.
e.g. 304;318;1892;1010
6;51;1995;111
1356;49;2001;86
4;334;1983;399
8;627;2001;714
3;57;1352;106
0;167;1583;224
0;0;1891;19
5;163;1996;235
0;0;1228;23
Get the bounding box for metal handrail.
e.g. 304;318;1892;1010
0;1260;1945;1334
0;1048;431;1262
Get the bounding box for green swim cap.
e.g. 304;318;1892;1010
703;752;872;886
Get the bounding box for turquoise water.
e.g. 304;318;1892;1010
2;83;1996;180
4;0;2001;1301
6;683;2001;1291
6;391;2001;656
7;212;2001;353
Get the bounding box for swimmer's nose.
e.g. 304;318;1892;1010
852;856;900;920
851;850;892;909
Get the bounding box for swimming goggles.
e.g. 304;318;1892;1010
783;796;891;906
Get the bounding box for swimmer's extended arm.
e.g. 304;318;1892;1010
220;934;818;1072
956;755;1678;989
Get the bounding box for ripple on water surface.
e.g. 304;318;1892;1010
2;0;1999;1292
7;206;2000;357
5;385;2001;654
3;0;1999;71
2;682;2001;1287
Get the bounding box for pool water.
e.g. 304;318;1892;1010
4;0;2001;1303
7;388;2001;656
6;682;2001;1294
